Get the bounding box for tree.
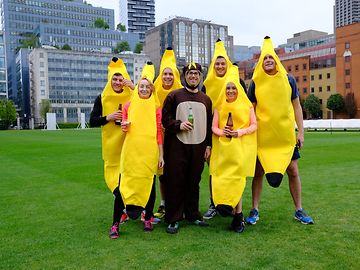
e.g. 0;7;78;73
18;33;39;50
94;18;109;29
114;41;131;53
116;23;126;32
304;94;321;119
327;93;345;114
344;93;357;118
62;44;72;50
0;99;17;130
40;99;51;123
133;42;143;53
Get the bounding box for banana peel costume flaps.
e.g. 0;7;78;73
120;63;159;208
101;58;133;192
210;69;257;209
252;37;296;180
154;47;183;107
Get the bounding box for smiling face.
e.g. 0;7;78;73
262;54;277;75
162;68;174;90
138;79;152;99
111;74;125;93
225;82;238;103
185;70;201;88
214;57;227;77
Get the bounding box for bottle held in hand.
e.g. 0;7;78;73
188;107;194;127
226;112;233;138
115;104;122;126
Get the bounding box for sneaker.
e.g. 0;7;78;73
294;208;314;225
166;222;179;234
144;220;153;232
150;216;161;225
231;213;245;233
193;219;209;227
245;208;259;225
109;222;119;239
203;204;217;220
141;210;145;222
120;212;129;224
154;205;165;219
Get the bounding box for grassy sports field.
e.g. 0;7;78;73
0;129;359;269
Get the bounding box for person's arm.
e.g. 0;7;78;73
121;102;130;132
211;108;224;137
236;107;257;137
204;97;213;160
123;79;135;90
90;95;108;127
162;93;182;133
292;97;304;149
158;144;164;168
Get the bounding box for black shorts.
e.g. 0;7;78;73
292;145;300;160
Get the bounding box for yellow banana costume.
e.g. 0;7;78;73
252;37;296;175
101;58;133;192
154;47;183;106
120;63;159;208
210;70;257;208
203;39;233;107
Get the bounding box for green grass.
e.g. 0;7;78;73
0;129;359;269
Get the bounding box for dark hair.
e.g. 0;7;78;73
113;72;123;77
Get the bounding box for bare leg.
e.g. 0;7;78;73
160;181;165;204
286;159;302;210
251;160;264;210
235;198;243;214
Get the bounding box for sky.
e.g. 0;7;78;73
88;0;335;47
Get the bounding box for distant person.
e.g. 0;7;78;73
210;68;257;233
162;62;212;234
89;57;135;239
245;36;314;225
153;47;183;219
120;62;164;232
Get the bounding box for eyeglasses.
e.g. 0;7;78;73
187;71;200;76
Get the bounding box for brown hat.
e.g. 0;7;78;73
183;62;202;75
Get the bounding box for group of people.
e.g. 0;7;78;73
90;36;314;239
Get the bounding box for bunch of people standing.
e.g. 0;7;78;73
90;36;314;239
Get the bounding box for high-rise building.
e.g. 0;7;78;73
144;16;234;70
119;0;155;43
0;31;7;99
335;0;360;27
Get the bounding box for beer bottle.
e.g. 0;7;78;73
188;107;194;127
115;104;122;125
226;112;233;138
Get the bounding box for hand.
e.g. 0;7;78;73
106;110;122;122
180;121;193;131
204;146;211;160
296;132;304;149
121;121;130;132
158;156;164;168
223;126;233;137
123;79;135;90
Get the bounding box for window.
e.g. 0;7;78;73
345;69;350;75
311;87;314;93
327;73;330;79
319;99;323;105
345;83;351;89
295;76;299;83
345;42;350;49
319;74;322;80
40;62;44;67
311;75;314;81
303;64;307;70
295;65;299;71
327;86;331;92
303;75;307;82
345;56;351;62
287;66;292;72
319;87;322;92
303;88;307;94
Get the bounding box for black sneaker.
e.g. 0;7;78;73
231;213;245;233
154;205;165;219
166;222;179;234
193;219;209;227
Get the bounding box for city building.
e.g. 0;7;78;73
144;16;234;71
233;45;260;62
0;31;7;99
335;0;360;27
28;48;149;126
280;30;335;51
119;0;155;43
336;22;360;118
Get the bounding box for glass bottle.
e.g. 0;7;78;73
226;112;233;138
115;104;122;125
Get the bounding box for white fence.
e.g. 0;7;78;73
303;119;360;130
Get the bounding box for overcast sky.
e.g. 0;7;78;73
88;0;335;47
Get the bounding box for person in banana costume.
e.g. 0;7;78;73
120;62;164;232
210;67;257;233
153;47;183;219
89;57;135;239
245;36;314;225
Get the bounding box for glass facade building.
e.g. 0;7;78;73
0;31;7;99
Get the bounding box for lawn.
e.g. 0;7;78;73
0;129;359;269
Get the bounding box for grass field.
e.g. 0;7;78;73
0;129;359;269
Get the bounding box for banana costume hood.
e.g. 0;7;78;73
154;47;183;106
210;68;257;209
203;39;233;107
252;36;296;181
120;62;160;208
101;57;133;192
